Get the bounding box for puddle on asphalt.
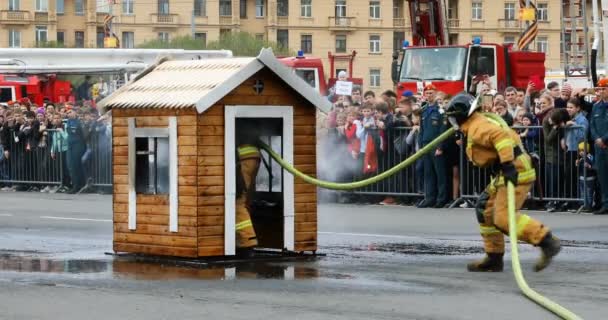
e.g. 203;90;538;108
325;242;485;256
0;252;340;280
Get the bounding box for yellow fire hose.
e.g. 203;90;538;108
507;183;582;320
257;130;581;319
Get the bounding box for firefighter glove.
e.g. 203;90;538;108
502;162;518;186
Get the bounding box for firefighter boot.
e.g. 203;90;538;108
534;233;561;272
467;253;504;272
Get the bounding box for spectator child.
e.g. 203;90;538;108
519;113;538;154
576;142;596;212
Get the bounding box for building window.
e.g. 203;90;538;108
9;0;20;11
393;0;402;18
75;31;85;48
336;34;347;53
57;31;65;46
135;137;170;195
240;0;247;18
158;32;170;42
335;0;346;17
393;31;405;52
220;0;232;16
57;0;64;14
537;36;548;53
35;26;47;45
35;0;48;11
123;0;134;15
370;69;381;88
97;0;110;13
370;1;381;19
277;0;288;16
504;36;515;45
301;34;312;54
504;3;515;20
301;0;312;17
195;32;207;47
537;3;548;21
471;2;482;20
158;0;169;14
277;29;289;49
75;0;84;15
369;35;381;53
9;29;21;48
122;32;134;48
97;30;105;48
256;0;265;17
255;33;265;41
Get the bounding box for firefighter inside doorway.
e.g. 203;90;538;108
235;125;261;255
445;93;561;272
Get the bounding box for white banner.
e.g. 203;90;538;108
335;80;353;96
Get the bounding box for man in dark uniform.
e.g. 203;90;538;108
417;84;449;208
591;78;608;215
65;109;86;194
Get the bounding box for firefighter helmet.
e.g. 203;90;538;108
445;92;478;128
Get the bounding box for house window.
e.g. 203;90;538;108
97;30;105;48
122;32;134;48
504;3;515;20
369;35;381;53
277;29;289;49
35;0;48;11
336;34;347;53
255;33;265;41
75;31;85;48
471;2;482;20
370;1;381;19
35;26;47;45
301;0;312;17
537;3;548;21
301;34;312;54
195;32;207;47
255;0;265;17
537;36;548;53
370;69;381;87
393;31;405;52
277;0;288;16
123;0;134;15
240;0;247;18
158;0;169;14
97;0;110;13
57;0;64;14
504;36;515;45
393;1;402;18
335;0;346;17
57;31;65;46
158;32;170;42
9;0;20;11
75;0;84;15
220;0;232;16
135;137;170;195
9;29;21;48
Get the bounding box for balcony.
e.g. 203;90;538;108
219;16;233;25
393;18;405;27
151;13;179;26
34;11;55;24
328;16;356;31
499;19;521;31
0;10;31;25
447;19;459;28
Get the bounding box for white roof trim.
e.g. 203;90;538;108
195;48;332;114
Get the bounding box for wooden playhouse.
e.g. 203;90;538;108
100;48;331;258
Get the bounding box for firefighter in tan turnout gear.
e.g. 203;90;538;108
235;137;261;253
445;93;561;272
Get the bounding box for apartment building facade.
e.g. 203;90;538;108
0;1;572;92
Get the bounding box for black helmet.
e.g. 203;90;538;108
445;92;478;127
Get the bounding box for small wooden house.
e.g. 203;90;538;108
100;48;331;258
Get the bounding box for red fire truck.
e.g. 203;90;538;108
0;74;72;106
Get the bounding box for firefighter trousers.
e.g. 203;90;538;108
236;157;259;248
475;182;550;254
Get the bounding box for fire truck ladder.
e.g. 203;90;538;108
561;0;591;79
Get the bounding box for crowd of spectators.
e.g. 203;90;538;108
318;77;608;215
0;97;112;194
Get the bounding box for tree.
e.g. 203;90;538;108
137;32;293;57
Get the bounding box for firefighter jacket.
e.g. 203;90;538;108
460;112;536;185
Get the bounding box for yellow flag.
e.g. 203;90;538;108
519;8;536;21
104;37;118;48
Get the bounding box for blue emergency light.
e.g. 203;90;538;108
297;50;304;57
472;37;481;46
402;40;410;49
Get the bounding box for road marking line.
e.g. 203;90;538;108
0;213;13;217
318;231;418;240
40;216;112;223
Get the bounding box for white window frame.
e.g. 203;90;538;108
335;0;346;17
537;3;548;22
370;69;381;88
537;36;548;53
255;0;265;17
75;0;84;15
122;31;135;48
335;34;347;53
0;86;16;102
504;3;515;20
158;32;170;42
471;2;482;20
122;0;135;15
56;0;64;14
9;0;20;11
35;26;47;45
224;106;295;255
97;0;110;13
369;35;381;53
370;1;381;19
127;117;179;232
35;0;48;12
300;0;312;17
301;34;312;54
219;0;232;16
9;29;21;48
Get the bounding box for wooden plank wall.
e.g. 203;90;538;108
112;108;199;257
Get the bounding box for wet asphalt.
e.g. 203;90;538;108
0;192;607;319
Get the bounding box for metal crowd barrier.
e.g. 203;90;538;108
0;127;112;190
